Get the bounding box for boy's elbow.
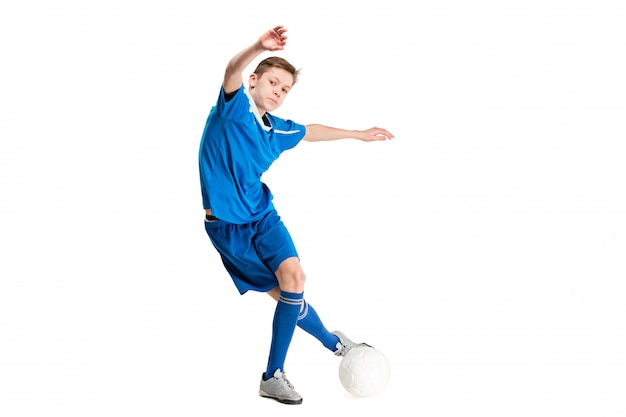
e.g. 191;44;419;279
223;69;242;94
303;124;321;142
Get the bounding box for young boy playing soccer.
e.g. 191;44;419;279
198;25;394;404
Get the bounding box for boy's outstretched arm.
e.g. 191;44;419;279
223;26;288;94
303;124;394;142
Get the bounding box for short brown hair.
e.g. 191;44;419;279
253;56;300;85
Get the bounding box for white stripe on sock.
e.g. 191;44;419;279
279;295;303;306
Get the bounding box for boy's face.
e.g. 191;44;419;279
249;67;294;114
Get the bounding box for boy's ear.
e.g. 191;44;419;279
249;73;257;88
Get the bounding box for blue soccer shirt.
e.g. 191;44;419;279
199;85;306;224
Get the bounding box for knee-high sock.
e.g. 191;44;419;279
265;290;304;379
297;300;340;352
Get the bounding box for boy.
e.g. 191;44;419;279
198;25;393;404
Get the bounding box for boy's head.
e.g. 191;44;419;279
253;57;300;85
248;57;300;114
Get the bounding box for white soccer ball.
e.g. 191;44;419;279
338;345;391;397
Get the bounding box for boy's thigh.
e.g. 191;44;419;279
254;211;299;274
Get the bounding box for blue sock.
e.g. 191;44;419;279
265;290;304;380
297;300;340;352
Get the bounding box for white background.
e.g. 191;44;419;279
1;1;625;416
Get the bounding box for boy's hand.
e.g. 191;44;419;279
358;127;395;142
259;26;288;51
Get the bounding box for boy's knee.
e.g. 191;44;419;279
282;270;306;293
276;260;306;293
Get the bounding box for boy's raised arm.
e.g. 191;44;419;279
223;26;289;94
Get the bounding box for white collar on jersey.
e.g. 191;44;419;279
244;87;272;132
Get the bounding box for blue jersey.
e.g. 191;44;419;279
199;85;306;224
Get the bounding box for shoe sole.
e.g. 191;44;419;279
259;391;303;405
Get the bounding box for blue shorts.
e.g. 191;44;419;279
204;210;299;294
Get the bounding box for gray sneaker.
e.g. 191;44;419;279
259;369;303;405
332;330;371;356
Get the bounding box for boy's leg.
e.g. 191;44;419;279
264;258;305;379
261;285;304;406
267;287;341;353
297;299;342;351
265;290;303;379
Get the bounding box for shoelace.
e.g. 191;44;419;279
280;372;295;389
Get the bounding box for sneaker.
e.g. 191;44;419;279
332;330;371;356
259;369;303;405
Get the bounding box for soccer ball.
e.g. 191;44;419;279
338;345;391;397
